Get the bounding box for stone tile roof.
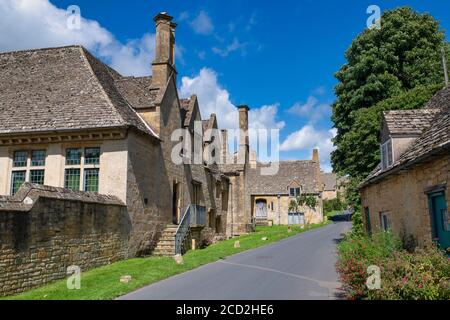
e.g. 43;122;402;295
361;86;450;187
247;161;320;195
0;183;124;212
321;172;338;191
115;76;159;109
180;96;196;127
0;45;157;138
423;85;450;111
383;109;441;135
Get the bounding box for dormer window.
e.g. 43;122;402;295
289;187;301;197
381;139;393;170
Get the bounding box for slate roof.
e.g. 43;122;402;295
0;45;158;138
383;109;441;136
361;86;450;187
247;161;320;195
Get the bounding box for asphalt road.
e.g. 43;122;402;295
118;221;352;300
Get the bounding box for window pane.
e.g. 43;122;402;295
85;147;100;165
290;188;295;197
66;148;81;165
381;145;387;169
31;150;46;166
442;209;450;232
295;188;301;197
65;168;80;190
11;171;26;195
387;141;393;166
30;170;45;185
84;169;99;192
13;151;27;167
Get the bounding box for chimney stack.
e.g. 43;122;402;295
312;148;319;162
238;105;250;165
152;12;177;88
221;129;229;164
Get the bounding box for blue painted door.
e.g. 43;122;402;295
429;193;450;252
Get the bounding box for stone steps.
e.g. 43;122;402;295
153;224;179;257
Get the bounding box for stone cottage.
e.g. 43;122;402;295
246;149;324;226
320;172;347;201
360;86;450;251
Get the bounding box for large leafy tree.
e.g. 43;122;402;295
331;7;449;207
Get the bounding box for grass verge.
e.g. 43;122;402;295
3;221;331;300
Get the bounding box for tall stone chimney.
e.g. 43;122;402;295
221;129;229;164
238;105;250;165
312;148;319;162
152;12;177;88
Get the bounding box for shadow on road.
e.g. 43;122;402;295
329;213;353;222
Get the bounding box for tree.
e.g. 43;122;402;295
331;7;449;208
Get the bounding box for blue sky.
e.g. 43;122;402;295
1;0;449;171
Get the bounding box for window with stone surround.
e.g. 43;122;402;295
64;147;100;192
10;150;47;195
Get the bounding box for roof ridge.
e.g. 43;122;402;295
80;47;159;138
0;45;84;56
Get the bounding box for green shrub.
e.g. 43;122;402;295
336;231;450;300
323;194;345;214
368;248;450;300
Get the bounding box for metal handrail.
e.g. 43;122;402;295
175;206;191;255
175;204;207;254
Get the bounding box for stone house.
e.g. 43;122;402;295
246;150;324;226
0;12;237;258
320;172;347;201
360;86;450;251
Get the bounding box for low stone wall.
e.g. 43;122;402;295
0;183;131;297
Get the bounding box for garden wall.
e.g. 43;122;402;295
0;183;131;297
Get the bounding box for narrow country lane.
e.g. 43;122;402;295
118;222;352;300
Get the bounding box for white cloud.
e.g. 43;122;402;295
179;67;284;131
280;125;337;172
212;38;247;57
180;68;285;158
190;10;214;35
287;96;331;124
313;86;326;96
178;11;190;22
249;104;285;130
0;0;156;76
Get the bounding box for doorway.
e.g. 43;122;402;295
255;199;268;219
172;182;181;225
429;192;450;251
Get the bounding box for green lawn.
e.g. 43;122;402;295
3;221;330;300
